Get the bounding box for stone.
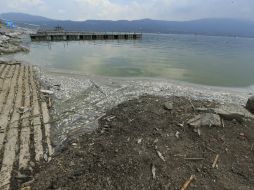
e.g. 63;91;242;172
196;104;254;121
246;96;254;114
196;108;209;112
214;104;254;121
188;115;202;128
40;89;54;95
164;102;173;110
175;131;180;139
188;113;221;128
29;161;35;168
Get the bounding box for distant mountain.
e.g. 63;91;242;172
0;12;52;22
1;12;254;37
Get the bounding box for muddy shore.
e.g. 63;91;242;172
31;95;254;190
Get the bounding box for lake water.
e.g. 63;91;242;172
4;33;254;87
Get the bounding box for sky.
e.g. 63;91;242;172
0;0;254;21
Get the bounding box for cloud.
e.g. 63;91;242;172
72;0;143;20
1;0;254;21
7;0;45;10
71;0;254;21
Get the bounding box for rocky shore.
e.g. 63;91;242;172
0;27;29;55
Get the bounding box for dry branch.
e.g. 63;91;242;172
156;150;166;162
184;157;204;161
212;154;220;168
180;175;196;190
188;98;196;111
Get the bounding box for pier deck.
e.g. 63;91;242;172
30;31;142;41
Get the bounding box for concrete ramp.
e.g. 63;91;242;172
0;62;54;190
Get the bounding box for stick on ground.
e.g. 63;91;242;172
212;154;220;168
188;98;196;111
184;157;204;161
180;175;196;190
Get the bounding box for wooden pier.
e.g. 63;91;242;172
30;30;142;42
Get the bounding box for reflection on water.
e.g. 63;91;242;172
3;33;254;87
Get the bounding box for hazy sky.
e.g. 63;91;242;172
0;0;254;21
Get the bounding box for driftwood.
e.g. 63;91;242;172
48;97;52;108
206;146;217;153
188;98;196;111
184;157;204;161
180;175;196;190
212;154;220;168
221;119;225;128
151;164;156;179
156;150;166;162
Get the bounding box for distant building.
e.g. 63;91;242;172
54;26;64;32
37;26;65;34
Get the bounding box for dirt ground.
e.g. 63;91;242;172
31;95;254;190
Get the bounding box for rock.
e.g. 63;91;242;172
201;113;221;127
175;131;180;139
246;96;254;114
196;104;254;121
69;161;75;166
44;153;48;161
214;104;254;121
40;89;54;95
188;113;221;128
188;115;202;128
30;161;35;168
164;102;173;110
196;107;209;112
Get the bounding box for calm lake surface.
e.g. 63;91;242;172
5;33;254;87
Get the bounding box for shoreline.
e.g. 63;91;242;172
43;66;254;92
37;66;253;145
0;26;30;55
